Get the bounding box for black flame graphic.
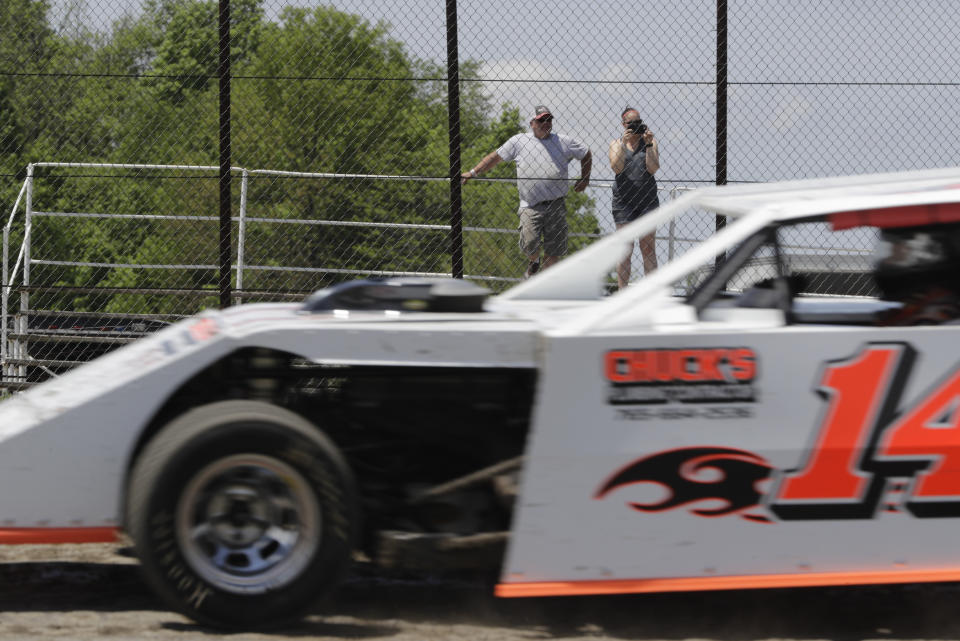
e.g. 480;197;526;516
595;447;773;520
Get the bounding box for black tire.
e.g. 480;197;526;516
126;400;357;629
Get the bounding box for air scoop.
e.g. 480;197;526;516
301;277;491;313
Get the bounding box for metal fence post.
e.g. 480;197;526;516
218;0;233;307
714;0;728;269
2;217;8;380
235;169;248;305
667;187;677;262
2;222;6;379
20;164;33;381
445;0;464;279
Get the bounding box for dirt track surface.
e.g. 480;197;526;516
3;543;960;640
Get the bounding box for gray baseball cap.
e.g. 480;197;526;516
533;105;552;121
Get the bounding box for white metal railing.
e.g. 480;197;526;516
1;163;699;384
2;178;29;380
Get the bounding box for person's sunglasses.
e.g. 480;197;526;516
536;116;553;123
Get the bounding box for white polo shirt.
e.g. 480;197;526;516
497;133;589;208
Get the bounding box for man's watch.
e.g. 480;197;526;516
645;143;653;149
469;169;477;178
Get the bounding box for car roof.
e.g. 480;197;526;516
694;167;960;228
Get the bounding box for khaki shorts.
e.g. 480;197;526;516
518;197;567;258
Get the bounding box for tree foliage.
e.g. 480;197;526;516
0;0;597;314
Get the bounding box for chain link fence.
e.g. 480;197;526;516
2;0;959;381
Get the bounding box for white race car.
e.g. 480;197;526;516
2;166;960;628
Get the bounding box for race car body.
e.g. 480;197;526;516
0;303;540;530
3;165;960;626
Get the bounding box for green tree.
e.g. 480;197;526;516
146;0;262;100
0;0;55;187
2;0;598;315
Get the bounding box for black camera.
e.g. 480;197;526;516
626;119;647;134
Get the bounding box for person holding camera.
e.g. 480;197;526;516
608;106;660;289
462;105;592;279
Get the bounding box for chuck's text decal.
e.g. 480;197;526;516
605;347;757;406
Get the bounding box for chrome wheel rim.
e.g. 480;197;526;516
175;453;321;594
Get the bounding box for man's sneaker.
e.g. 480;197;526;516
524;260;540;279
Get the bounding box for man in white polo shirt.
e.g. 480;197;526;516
462;105;592;278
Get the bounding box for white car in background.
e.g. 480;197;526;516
1;166;960;627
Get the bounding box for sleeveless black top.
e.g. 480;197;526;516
612;143;658;214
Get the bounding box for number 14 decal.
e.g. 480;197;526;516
772;342;960;519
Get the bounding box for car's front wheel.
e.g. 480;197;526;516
126;400;356;628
